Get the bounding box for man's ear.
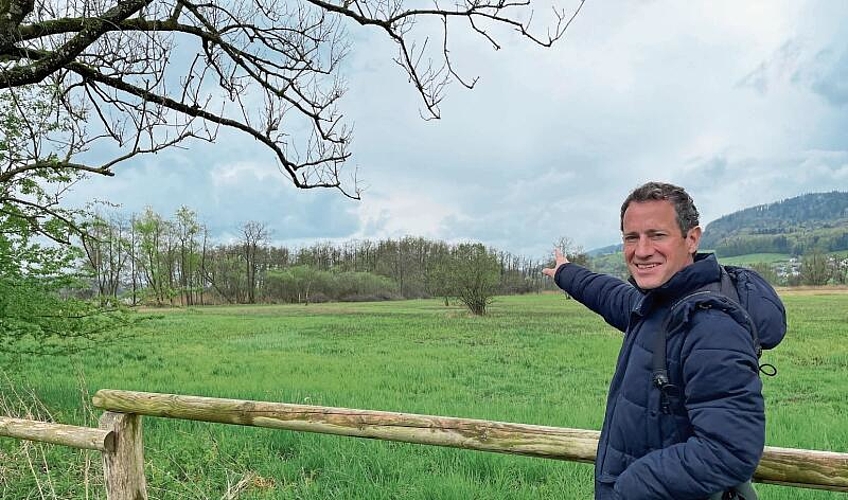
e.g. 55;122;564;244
686;226;702;254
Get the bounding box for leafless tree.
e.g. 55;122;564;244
81;210;131;305
1;0;584;236
240;220;269;303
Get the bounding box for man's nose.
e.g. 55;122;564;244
634;236;653;257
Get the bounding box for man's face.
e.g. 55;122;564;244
622;200;701;290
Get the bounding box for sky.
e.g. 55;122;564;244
64;0;848;260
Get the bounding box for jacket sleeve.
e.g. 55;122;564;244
613;310;765;499
554;263;641;333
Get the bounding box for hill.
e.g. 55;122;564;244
700;191;848;257
586;243;622;257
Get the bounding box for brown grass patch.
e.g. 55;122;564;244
776;285;848;295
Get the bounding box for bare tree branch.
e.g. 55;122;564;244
1;0;153;86
0;0;584;236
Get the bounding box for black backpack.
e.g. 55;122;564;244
652;265;784;414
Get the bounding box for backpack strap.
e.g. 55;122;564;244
652;312;681;414
651;267;764;414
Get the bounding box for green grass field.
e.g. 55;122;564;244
1;292;847;499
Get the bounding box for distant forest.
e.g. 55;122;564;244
699;191;848;257
78;208;571;308
82;192;848;307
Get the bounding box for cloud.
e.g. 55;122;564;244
352;188;459;241
741;40;848;108
738;40;804;95
807;47;848;106
678;150;848;225
65;141;362;246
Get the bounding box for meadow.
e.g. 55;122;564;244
1;291;847;499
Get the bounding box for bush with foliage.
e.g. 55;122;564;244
1;87;133;354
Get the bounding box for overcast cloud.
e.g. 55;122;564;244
64;0;848;259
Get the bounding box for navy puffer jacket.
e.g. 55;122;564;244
554;253;786;499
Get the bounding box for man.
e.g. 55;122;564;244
542;182;785;499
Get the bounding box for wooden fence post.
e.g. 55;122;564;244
99;411;148;500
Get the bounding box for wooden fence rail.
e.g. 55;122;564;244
0;415;115;451
5;389;848;499
92;389;848;494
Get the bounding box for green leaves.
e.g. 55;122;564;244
437;243;501;315
0;85;134;354
0;273;131;355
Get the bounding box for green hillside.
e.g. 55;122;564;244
700;191;848;258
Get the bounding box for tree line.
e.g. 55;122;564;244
80;207;581;314
711;229;848;258
754;251;848;287
77;204;848;312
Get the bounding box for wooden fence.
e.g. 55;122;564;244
2;389;848;499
